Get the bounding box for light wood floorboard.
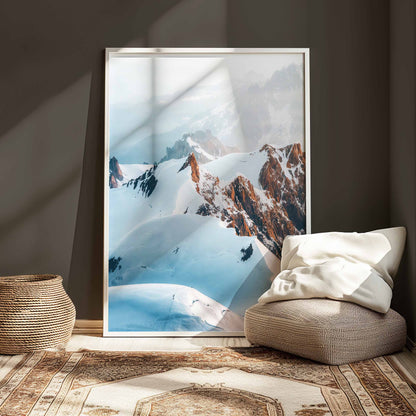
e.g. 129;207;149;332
391;349;416;383
64;334;251;352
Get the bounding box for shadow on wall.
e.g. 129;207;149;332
0;74;90;282
0;0;228;319
70;0;228;319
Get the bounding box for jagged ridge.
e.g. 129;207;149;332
181;143;305;257
125;164;158;197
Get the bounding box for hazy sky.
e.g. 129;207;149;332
108;53;305;163
109;53;303;104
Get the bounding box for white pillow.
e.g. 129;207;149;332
280;226;406;289
258;226;406;313
370;226;406;278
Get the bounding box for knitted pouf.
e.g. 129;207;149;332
0;274;75;354
245;299;406;365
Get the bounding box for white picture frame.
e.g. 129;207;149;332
104;48;311;337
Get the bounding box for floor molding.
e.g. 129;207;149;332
73;319;103;335
407;336;416;353
75;321;416;354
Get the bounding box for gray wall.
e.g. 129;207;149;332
0;1;392;320
390;0;416;341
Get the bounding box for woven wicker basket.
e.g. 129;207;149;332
0;274;75;354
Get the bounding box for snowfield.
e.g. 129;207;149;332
109;214;278;317
204;150;268;187
110;158;205;251
108;283;244;332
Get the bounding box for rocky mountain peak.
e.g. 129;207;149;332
109;156;123;188
188;142;306;257
178;153;200;183
260;144;276;156
125;165;158;197
287;143;304;167
160;135;193;164
161;130;239;164
225;176;258;209
259;143;305;232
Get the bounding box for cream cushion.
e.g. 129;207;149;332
244;299;406;365
370;226;407;279
258;227;406;313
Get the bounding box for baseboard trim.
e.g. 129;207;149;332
406;336;416;353
75;322;416;350
73;319;103;335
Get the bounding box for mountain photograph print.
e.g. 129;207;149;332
104;49;310;335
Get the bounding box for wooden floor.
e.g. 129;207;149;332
65;334;251;352
392;348;416;381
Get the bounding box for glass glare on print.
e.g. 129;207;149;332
106;50;308;334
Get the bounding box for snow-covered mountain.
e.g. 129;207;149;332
159;130;238;164
109;283;243;332
181;143;305;257
110;142;305;257
108;141;305;331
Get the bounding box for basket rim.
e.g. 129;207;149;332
0;274;63;286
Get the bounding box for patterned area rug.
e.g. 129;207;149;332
0;347;415;416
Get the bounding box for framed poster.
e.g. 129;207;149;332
104;48;310;336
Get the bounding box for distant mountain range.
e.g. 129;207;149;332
160;130;239;164
109;129;237;188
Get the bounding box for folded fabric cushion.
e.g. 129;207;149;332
258;227;406;313
369;227;406;279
